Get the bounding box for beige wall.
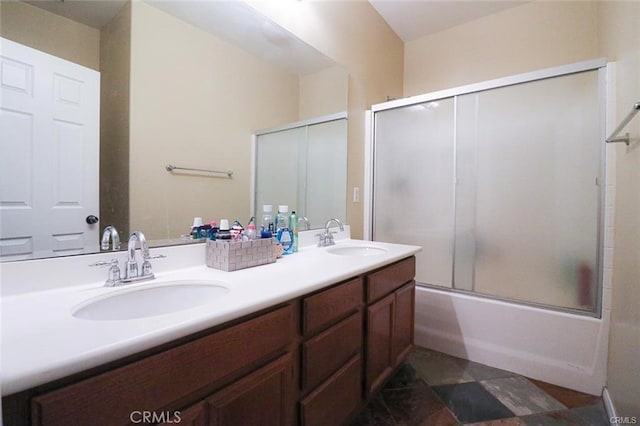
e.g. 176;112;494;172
129;2;300;240
245;0;405;238
598;1;640;417
100;2;131;238
299;65;348;120
404;1;599;96
0;0;100;71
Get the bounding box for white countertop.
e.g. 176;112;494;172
1;235;420;396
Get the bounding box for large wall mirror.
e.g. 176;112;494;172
0;0;348;261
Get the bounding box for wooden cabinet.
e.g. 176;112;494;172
300;279;363;426
365;257;416;395
30;305;295;426
3;256;416;426
366;292;395;395
158;402;207;426
207;353;295;426
302;311;362;392
300;355;362;426
393;281;416;366
157;354;295;426
302;277;362;337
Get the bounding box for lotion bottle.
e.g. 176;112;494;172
289;211;299;252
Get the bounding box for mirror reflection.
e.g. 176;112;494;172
0;0;348;261
254;114;347;230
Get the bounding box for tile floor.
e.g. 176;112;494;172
352;347;609;425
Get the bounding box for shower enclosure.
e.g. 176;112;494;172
370;60;605;315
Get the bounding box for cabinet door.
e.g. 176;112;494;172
207;353;294;426
365;292;395;395
393;281;415;366
158;402;207;426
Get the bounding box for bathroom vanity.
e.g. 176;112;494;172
1;235;419;426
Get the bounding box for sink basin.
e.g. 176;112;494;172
73;280;229;321
327;245;388;256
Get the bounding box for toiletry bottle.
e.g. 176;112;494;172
209;221;219;240
276;226;294;255
199;224;212;239
275;205;289;231
231;220;244;241
191;217;204;239
245;223;257;240
261;205;273;238
289;211;299;252
217;219;231;240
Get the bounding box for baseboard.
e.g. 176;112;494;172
602;387;616;425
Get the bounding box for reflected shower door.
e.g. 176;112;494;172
373;99;455;288
306;119;347;226
255;118;347;226
255;126;305;215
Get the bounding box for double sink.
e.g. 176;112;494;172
72;243;387;322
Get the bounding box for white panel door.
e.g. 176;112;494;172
0;38;100;260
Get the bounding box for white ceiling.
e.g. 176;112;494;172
24;1;529;72
368;0;528;42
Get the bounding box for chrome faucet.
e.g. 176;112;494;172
124;231;154;283
101;225;120;251
91;230;164;287
298;216;311;231
317;218;345;247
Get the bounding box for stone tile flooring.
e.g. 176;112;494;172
352;347;609;425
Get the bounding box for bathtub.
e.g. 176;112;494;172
413;284;609;395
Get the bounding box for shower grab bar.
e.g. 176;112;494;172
606;101;640;146
165;164;233;178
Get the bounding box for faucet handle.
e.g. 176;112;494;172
141;259;154;277
106;259;121;286
315;232;327;247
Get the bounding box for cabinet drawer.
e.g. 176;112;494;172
302;310;362;392
31;304;295;426
300;355;362;426
366;256;415;303
303;277;362;336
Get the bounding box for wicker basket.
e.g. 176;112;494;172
205;238;276;272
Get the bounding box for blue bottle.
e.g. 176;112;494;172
276;227;294;255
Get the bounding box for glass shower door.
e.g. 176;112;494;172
372;67;602;313
454;71;601;311
373;99;455;288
